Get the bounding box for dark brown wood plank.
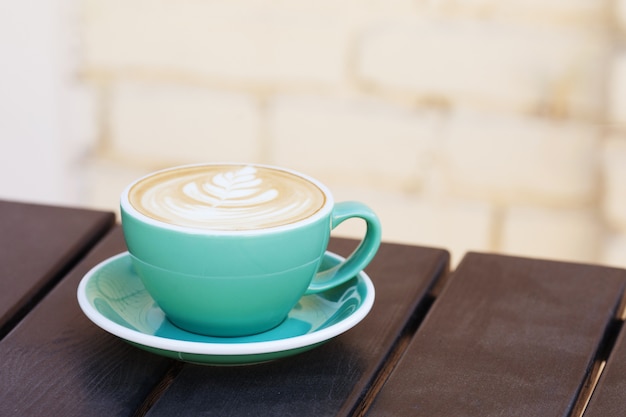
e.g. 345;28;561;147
143;240;450;417
583;312;626;416
367;252;626;417
0;200;115;336
0;226;175;416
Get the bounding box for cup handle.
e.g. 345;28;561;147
305;201;381;294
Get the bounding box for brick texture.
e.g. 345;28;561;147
603;234;626;268
608;52;626;129
268;95;440;191
603;137;626;232
441;111;599;206
357;19;607;117
82;0;350;84
415;0;605;25
501;206;601;263
108;81;261;165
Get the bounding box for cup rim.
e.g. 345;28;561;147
120;162;334;236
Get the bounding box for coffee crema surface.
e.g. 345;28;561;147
129;165;327;230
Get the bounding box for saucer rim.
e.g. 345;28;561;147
77;251;375;356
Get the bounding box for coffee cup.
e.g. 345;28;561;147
120;163;381;337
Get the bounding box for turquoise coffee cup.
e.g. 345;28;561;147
120;163;381;337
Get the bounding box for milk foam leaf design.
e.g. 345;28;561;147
182;182;278;207
182;166;279;208
132;164;327;230
214;167;262;190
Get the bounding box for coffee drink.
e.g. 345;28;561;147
128;164;327;230
121;162;381;336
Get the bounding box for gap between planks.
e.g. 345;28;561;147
570;291;626;417
350;294;436;417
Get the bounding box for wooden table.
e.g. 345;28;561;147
1;200;625;416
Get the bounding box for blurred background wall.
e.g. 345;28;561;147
2;0;626;267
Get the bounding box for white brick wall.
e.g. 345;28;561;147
608;53;626;129
108;81;261;165
357;20;607;117
267;95;440;190
82;1;351;84
441;111;599;206
603;138;626;232
413;0;603;22
603;234;626;268
501;206;600;263
617;0;626;33
0;0;84;205
66;0;626;268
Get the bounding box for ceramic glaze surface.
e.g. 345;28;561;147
129;165;326;230
120;163;381;336
77;252;375;365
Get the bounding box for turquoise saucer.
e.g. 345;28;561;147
77;251;375;365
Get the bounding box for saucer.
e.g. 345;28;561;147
77;251;375;365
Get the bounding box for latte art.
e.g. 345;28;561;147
129;165;326;230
